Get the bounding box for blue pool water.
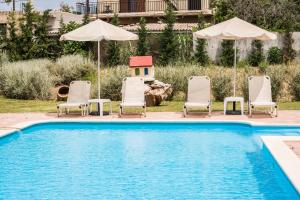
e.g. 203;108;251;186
0;122;300;199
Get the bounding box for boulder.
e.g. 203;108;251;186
144;80;173;106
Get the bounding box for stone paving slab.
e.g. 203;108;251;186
286;141;300;159
1;110;300;128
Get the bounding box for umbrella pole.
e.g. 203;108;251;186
232;40;237;112
234;40;237;97
97;41;101;100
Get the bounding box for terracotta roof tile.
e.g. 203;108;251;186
129;56;153;67
122;23;198;32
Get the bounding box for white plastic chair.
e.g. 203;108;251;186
248;76;278;117
57;81;91;117
119;77;146;116
183;76;212;117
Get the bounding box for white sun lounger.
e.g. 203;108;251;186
57;81;91;117
248;76;278;117
119;77;146;117
183;76;212;117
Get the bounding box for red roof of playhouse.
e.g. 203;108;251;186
129;56;153;68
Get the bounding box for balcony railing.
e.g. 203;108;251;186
76;0;209;14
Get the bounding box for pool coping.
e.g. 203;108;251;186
262;136;300;194
1;119;300;138
1;119;300;194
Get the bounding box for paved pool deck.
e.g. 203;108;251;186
286;141;300;158
1;110;300;127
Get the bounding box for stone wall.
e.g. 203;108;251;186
194;32;300;62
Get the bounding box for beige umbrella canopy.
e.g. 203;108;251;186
60;19;138;41
60;19;138;101
194;17;277;97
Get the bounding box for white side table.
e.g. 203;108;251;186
224;97;244;115
88;99;112;117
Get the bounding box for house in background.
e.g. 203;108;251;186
76;0;212;25
0;11;22;38
0;11;83;38
48;11;84;35
129;56;155;81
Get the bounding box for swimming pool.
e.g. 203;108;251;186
0;122;299;199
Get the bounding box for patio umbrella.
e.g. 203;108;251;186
60;19;138;100
194;17;277;97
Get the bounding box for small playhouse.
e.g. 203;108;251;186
129;56;155;81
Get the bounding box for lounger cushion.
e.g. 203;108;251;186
250;102;276;107
58;102;87;108
185;102;210;108
120;102;145;107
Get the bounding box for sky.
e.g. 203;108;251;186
0;0;78;11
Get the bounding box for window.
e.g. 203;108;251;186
188;0;201;10
0;24;7;38
135;68;140;76
144;68;149;75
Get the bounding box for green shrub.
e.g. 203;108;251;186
105;14;121;67
258;60;268;73
0;51;9;67
99;66;130;100
292;72;300;100
212;73;232;101
172;91;186;101
0;59;54;100
248;40;265;66
155;65;199;99
241;77;249;101
194;39;210;66
283;32;296;64
267;47;283;64
266;65;284;101
119;43;135;65
237;59;250;68
49;55;95;85
136;17;150;56
158;3;178;66
177;34;193;64
98;62;298;102
220;40;235;67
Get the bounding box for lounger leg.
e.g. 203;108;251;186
83;106;86;116
57;106;60;117
84;105;88;116
270;106;273;117
183;106;187;117
249;105;253;117
143;106;146;117
119;106;122;117
89;103;92;114
208;105;211;117
275;105;278;117
241;100;244;116
110;102;112;115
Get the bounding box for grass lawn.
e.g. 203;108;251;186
0;96;300;113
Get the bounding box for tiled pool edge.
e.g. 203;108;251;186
0;119;286;138
2;119;300;138
262;136;300;194
1;119;249;138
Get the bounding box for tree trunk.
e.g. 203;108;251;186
13;0;15;11
144;80;173;107
86;0;90;14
